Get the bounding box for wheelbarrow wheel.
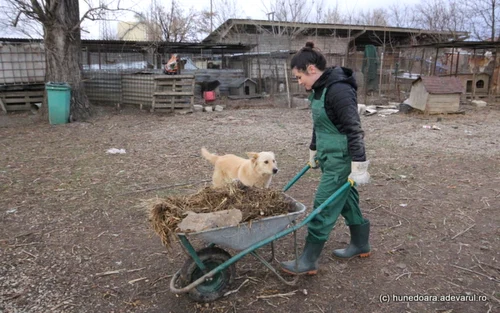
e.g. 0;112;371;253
179;247;235;302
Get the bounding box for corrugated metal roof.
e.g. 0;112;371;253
0;38;255;54
413;76;464;94
202;19;468;48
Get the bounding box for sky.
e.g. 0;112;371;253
0;0;420;39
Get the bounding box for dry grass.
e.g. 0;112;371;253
148;182;293;247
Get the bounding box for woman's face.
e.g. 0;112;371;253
292;65;322;91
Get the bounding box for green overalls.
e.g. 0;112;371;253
306;88;366;244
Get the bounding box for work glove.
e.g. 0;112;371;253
349;161;371;185
308;149;318;169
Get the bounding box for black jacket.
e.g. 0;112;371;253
309;66;366;162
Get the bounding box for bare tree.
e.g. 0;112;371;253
355;8;389;26
460;0;499;40
1;0;116;120
0;1;43;38
255;0;327;41
212;0;244;27
321;2;345;24
387;3;418;28
196;0;244;37
261;0;314;22
142;0;199;42
414;0;468;40
312;0;325;23
196;11;214;38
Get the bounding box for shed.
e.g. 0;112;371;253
408;76;464;114
228;78;257;97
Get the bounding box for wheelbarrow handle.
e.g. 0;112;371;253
282;164;311;192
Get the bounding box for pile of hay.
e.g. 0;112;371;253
148;182;294;248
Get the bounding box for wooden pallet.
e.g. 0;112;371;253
151;75;195;112
0;90;45;111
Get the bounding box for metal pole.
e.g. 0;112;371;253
210;0;213;33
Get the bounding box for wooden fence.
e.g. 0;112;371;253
0;84;44;112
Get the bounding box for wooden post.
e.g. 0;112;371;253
87;48;91;69
346;28;351;65
151;78;158;112
389;63;393;96
379;51;384;97
496;48;500;98
284;61;291;108
450;47;455;76
472;49;477;100
379;29;386;96
274;56;280;97
433;48;439;75
255;33;262;93
98;47;102;70
171;76;176;112
190;77;195;108
0;98;7;113
488;48;497;100
420;49;425;75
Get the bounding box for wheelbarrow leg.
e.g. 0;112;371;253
269;241;276;263
250;250;300;286
178;234;207;272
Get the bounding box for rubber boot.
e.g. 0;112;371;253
280;241;325;275
332;220;371;259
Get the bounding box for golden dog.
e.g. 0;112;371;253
201;147;278;188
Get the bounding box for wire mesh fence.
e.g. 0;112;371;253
1;39;497;112
0;41;45;86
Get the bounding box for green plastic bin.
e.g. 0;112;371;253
46;82;71;125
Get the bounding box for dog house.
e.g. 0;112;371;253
452;73;490;97
228;78;257;97
408;76;464;114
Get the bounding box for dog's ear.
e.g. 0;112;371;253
246;152;258;162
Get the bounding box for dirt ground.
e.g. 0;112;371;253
1;97;499;313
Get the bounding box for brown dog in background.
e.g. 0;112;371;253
201;147;278;188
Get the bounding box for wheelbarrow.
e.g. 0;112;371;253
169;164;354;302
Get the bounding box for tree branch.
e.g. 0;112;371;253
29;0;47;21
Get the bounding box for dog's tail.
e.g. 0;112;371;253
201;147;218;165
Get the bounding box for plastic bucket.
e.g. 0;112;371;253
203;90;216;102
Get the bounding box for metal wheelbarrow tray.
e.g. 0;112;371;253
184;195;306;251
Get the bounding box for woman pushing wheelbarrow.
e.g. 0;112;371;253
280;41;372;275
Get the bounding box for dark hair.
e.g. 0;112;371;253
290;41;327;71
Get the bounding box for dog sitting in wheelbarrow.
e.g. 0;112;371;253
201;147;278;188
